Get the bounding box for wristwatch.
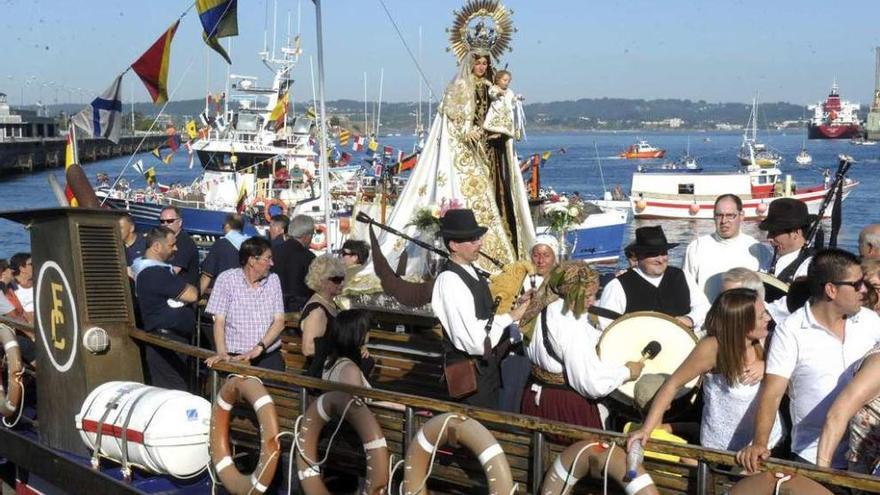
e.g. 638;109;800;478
256;341;267;354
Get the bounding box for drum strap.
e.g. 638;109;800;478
540;308;563;364
586;305;622;321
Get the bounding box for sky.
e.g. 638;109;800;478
2;0;880;108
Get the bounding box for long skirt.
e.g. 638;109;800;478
521;383;602;443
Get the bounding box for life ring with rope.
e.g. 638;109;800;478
541;440;657;494
0;324;23;420
294;391;389;495
262;198;288;223
310;224;328;251
209;376;280;495
402;413;515;495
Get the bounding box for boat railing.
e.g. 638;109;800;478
5;315;879;494
125;325;880;494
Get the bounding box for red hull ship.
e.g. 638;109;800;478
807;82;862;139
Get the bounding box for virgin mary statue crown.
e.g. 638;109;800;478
447;0;516;62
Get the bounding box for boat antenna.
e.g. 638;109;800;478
311;0;333;247
594;140;608;194
376;0;436;103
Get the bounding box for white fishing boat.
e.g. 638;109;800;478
630;162;857;219
795;148;813;165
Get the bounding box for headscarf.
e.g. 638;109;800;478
531;234;559;257
519;260;599;344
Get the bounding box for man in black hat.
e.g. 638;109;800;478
597;225;709;330
758;197;815;284
431;209;531;409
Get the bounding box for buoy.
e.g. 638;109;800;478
635;199;647;212
756;202;768;215
688;203;700;216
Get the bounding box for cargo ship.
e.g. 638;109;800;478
807;82;863;139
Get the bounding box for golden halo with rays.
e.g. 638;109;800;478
447;0;515;62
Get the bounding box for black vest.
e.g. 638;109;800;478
618;267;690;317
441;260;494;319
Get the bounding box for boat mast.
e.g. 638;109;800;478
363;72;369;135
313;0;332;246
376;68;384;137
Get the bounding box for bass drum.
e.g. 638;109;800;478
597;311;698;405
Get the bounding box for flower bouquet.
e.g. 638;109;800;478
541;196;585;234
406;198;465;236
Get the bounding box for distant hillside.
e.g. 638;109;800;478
27;97;850;131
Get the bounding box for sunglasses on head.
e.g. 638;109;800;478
328;276;345;284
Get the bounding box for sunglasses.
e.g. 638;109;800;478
341;250;356;256
328;276;345;284
831;279;866;291
159;218;179;224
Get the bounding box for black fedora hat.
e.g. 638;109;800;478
758;198;817;232
627;225;678;254
440;209;488;241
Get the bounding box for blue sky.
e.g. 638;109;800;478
2;0;880;107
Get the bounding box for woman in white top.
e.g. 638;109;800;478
628;288;783;452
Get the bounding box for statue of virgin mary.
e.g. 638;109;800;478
347;0;534;298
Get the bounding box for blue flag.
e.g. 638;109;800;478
71;74;124;144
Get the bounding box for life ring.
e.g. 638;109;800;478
310;224;327;251
0;324;23;419
541;440;657;495
403;413;514;495
728;471;833;495
294;391;389;495
210;376;280;495
262;198;288;223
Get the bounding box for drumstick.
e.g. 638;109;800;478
639;341;662;363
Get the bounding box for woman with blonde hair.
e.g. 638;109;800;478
300;255;346;362
628;288;783;452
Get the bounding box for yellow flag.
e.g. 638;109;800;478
306;106;317;121
339;129;350;146
368;139;378;152
542;150;552;160
186;120;198;140
269;92;289;122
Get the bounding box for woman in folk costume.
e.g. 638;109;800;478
346;0;535;297
519;261;644;430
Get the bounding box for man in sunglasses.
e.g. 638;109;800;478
597;225;709;331
158;206;200;287
738;248;880;472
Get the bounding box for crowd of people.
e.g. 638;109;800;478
428;195;880;487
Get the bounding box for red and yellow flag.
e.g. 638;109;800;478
131;20;180;104
269;92;289;130
64;125;79;207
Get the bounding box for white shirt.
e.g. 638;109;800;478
14;285;33;312
766;302;880;467
596;267;710;331
431;263;513;356
682;232;772;301
772;250;811;279
765;256;813;325
526;299;630;398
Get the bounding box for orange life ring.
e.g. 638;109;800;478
403;413;514;495
295;391;389;495
338;217;351;235
310;224;327;251
210;376;280;495
262;198;289;223
0;324;23;420
541;440;657;494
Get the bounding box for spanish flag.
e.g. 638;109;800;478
131;20;179;104
197;0;238;64
269;92;289;129
64;124;79;207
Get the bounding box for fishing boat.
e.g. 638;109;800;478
738;96;782;167
808;81;862;139
619;139;666;159
630;160;858;219
849;136;877;146
97;36;359;243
